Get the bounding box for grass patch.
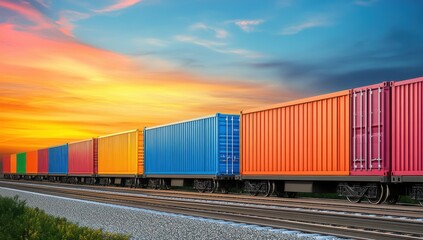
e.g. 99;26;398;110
0;195;130;240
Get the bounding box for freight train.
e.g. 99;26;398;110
3;77;423;206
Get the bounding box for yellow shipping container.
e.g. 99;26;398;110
98;129;144;176
10;154;17;174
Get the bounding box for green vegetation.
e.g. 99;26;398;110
0;195;130;240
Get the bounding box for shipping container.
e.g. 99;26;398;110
98;130;143;176
26;150;38;174
48;144;68;175
350;82;391;176
16;152;26;174
392;77;423;176
3;155;11;174
38;148;49;174
68;138;98;176
10;154;16;174
144;113;240;177
241;90;351;177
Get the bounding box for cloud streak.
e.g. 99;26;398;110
0;0;53;30
234;19;264;32
94;0;141;13
175;35;265;58
354;0;378;6
56;10;90;36
190;22;228;39
280;19;327;35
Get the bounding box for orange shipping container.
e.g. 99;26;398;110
26;150;38;174
97;129;143;176
10;154;17;174
241;90;351;176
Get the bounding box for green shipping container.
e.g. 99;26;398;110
17;152;26;174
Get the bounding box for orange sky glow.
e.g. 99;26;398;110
0;1;300;158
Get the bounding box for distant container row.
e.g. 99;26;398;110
3;114;239;178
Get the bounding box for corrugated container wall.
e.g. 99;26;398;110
98;130;143;176
392;77;423;176
241;91;351;176
38;148;49;174
16;152;26;174
48;144;68;175
351;82;391;176
145;114;240;177
68;139;98;176
10;154;17;174
3;155;11;174
26;150;38;174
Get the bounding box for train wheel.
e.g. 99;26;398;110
346;196;362;203
160;179;170;190
245;181;270;196
196;180;216;193
384;185;400;205
367;184;385;205
264;181;274;197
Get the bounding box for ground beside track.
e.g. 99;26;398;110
0;187;341;240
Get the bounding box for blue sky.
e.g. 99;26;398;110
62;0;423;93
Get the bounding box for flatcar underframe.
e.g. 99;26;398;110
3;174;423;206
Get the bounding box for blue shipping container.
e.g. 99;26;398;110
48;144;68;175
145;113;240;177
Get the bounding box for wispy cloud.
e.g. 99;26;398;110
134;38;168;47
36;0;50;8
233;19;264;32
0;0;53;30
175;35;265;58
94;0;141;13
175;35;225;48
190;22;228;39
354;0;378;6
56;10;90;36
280;19;327;35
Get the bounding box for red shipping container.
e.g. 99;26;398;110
392;77;423;176
68;138;98;176
3;155;10;174
38;148;49;174
350;82;391;176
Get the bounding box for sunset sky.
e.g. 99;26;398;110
1;0;423;157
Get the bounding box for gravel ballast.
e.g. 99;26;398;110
0;186;340;240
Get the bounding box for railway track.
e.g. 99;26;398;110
0;180;422;240
1;179;422;220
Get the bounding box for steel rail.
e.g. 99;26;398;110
1;181;422;240
1;179;421;219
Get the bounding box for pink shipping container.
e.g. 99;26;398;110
38;148;49;174
392;77;423;176
3;155;11;174
350;82;391;176
68;138;98;176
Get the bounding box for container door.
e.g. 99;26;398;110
352;86;386;172
219;115;240;175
